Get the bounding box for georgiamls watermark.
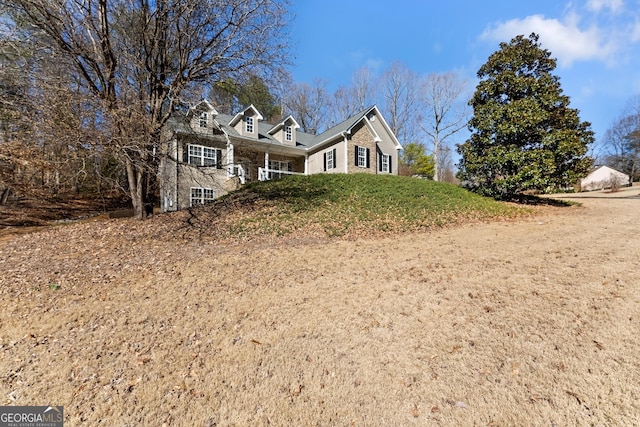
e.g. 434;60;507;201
0;406;63;427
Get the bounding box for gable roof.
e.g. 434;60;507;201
267;115;301;135
228;104;264;127
583;165;629;180
310;105;402;151
169;102;401;152
188;99;218;117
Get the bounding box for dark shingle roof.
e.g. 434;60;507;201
169;104;383;151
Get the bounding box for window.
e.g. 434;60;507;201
355;145;370;168
285;125;292;141
199;112;208;127
188;144;202;165
203;147;216;166
245;115;254;133
190;187;215;206
324;148;336;171
268;160;291;179
186;144;222;168
380;153;391;173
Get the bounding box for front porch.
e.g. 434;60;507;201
230;145;307;184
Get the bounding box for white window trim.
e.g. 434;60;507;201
285;125;292;141
357;146;367;168
199;112;208;128
245;116;254;133
381;153;390;173
326;149;335;170
187;144;218;167
190;187;215;207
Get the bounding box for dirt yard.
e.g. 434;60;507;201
1;187;639;426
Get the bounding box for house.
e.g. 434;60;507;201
580;165;630;192
159;101;402;211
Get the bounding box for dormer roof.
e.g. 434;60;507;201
228;104;264;127
188;99;218;117
267;115;301;135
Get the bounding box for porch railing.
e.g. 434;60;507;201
232;164;246;184
257;167;306;181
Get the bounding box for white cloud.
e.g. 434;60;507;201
346;50;384;75
480;14;615;67
586;0;624;13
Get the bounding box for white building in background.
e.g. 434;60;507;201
580;165;630;192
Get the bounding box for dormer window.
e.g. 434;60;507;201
245;116;254;133
199;112;208;128
285;125;292;141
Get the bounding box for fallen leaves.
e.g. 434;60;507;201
0;192;638;426
136;356;151;365
410;402;419;417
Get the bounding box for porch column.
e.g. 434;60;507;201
343;133;349;172
304;154;308;175
227;142;234;177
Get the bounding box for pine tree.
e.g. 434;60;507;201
457;33;593;198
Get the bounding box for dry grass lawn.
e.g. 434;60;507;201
1;187;639;426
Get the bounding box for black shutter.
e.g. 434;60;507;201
354;145;359;166
332;148;336;169
378;152;383;172
183;144;188;163
366;148;370;168
323;152;327;171
287;162;292;172
389;157;392;174
216;149;223;169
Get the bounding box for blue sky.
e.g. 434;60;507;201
289;0;640;151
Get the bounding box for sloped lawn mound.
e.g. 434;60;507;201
175;174;529;239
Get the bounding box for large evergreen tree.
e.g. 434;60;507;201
457;33;593;198
212;75;282;121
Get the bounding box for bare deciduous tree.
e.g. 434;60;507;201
351;66;375;111
4;0;290;217
379;61;421;145
331;66;376;126
602;112;640;183
282;79;331;134
601;94;640;183
1;16;116;202
420;72;469;181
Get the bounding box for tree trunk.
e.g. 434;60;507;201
433;139;440;182
125;157;147;219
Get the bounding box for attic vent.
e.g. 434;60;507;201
368;113;376;122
